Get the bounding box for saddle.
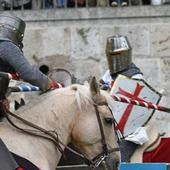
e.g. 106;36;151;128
130;123;162;163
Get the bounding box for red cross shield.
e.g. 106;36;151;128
110;75;161;137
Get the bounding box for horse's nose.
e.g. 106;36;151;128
101;157;120;170
112;154;121;170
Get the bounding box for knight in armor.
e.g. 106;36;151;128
0;15;63;116
100;35;149;162
100;35;143;90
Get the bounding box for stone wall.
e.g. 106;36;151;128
4;5;170;135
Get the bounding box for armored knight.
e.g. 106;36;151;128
100;35;143;90
0;14;64;170
0;15;63;112
100;35;149;162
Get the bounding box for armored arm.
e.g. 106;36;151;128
0;41;49;91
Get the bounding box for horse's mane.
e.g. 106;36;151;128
14;84;113;114
70;84;115;110
70;84;114;110
72;84;93;110
14;84;93;112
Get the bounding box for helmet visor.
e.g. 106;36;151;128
106;35;132;73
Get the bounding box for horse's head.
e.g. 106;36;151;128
70;77;121;170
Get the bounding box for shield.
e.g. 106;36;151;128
110;75;161;137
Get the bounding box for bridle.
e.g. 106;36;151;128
89;102;120;168
0;100;120;169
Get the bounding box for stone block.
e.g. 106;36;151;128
71;27;102;60
100;25;150;56
150;24;170;57
133;58;161;90
24;27;71;64
66;59;101;83
160;57;170;85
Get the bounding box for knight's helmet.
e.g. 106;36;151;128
105;35;132;74
0;15;26;49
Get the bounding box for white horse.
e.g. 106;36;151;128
0;77;120;170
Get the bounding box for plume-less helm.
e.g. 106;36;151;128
0;15;25;49
105;35;132;74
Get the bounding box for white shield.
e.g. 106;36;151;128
110;75;161;137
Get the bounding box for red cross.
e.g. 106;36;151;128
116;83;145;133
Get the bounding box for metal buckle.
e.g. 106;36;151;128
94;155;107;168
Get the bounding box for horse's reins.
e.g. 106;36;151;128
90;102;120;168
0;101;90;159
0;100;120;168
0;101;64;153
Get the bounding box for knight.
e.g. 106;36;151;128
0;15;63;116
0;14;65;170
100;34;143;90
100;34;149;162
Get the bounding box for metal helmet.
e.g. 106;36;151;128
0;15;26;49
105;35;132;74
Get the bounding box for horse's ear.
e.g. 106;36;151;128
89;76;100;97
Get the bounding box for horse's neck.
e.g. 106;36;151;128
0;91;78;170
18;92;77;140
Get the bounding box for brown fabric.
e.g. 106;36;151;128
0;99;8;118
0;77;9;100
1;99;9;110
0;77;9;118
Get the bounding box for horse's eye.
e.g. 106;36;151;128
104;117;113;125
